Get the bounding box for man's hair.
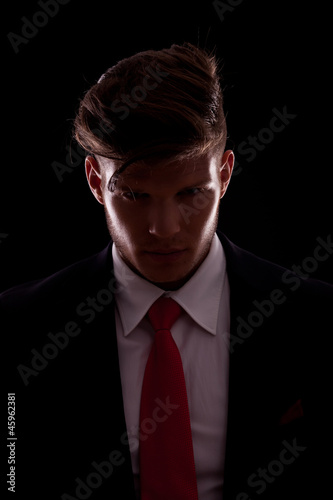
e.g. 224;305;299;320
74;43;227;182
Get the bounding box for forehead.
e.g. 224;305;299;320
103;152;221;186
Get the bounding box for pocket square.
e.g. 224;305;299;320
279;398;304;425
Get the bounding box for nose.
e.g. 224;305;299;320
148;200;181;239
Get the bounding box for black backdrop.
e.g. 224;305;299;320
1;0;332;292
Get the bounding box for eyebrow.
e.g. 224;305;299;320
108;175;213;192
179;178;213;189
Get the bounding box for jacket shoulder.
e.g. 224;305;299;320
218;231;333;299
0;243;113;312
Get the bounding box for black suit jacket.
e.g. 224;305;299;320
1;232;332;499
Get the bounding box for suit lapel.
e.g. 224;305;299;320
82;245;137;498
218;232;310;498
53;243;137;498
222;257;271;497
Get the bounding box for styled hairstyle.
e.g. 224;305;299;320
74;43;227;185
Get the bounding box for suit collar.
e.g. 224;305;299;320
106;233;228;336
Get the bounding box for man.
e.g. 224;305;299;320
1;43;332;500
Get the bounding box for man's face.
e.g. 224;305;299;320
86;150;234;290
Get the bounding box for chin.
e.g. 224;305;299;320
143;268;193;290
144;272;181;284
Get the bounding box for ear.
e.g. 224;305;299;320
219;149;234;199
85;156;104;205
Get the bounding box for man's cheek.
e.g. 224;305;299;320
107;202;130;226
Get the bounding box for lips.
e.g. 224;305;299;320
147;249;186;254
144;249;187;263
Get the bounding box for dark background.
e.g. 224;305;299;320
1;0;331;292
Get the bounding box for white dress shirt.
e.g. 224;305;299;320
112;233;230;499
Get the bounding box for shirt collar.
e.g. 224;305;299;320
112;233;226;336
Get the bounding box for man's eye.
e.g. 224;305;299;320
181;188;203;196
121;192;148;201
119;188;204;200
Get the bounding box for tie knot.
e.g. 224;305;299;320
148;297;181;332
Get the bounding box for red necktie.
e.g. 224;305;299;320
139;296;198;500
